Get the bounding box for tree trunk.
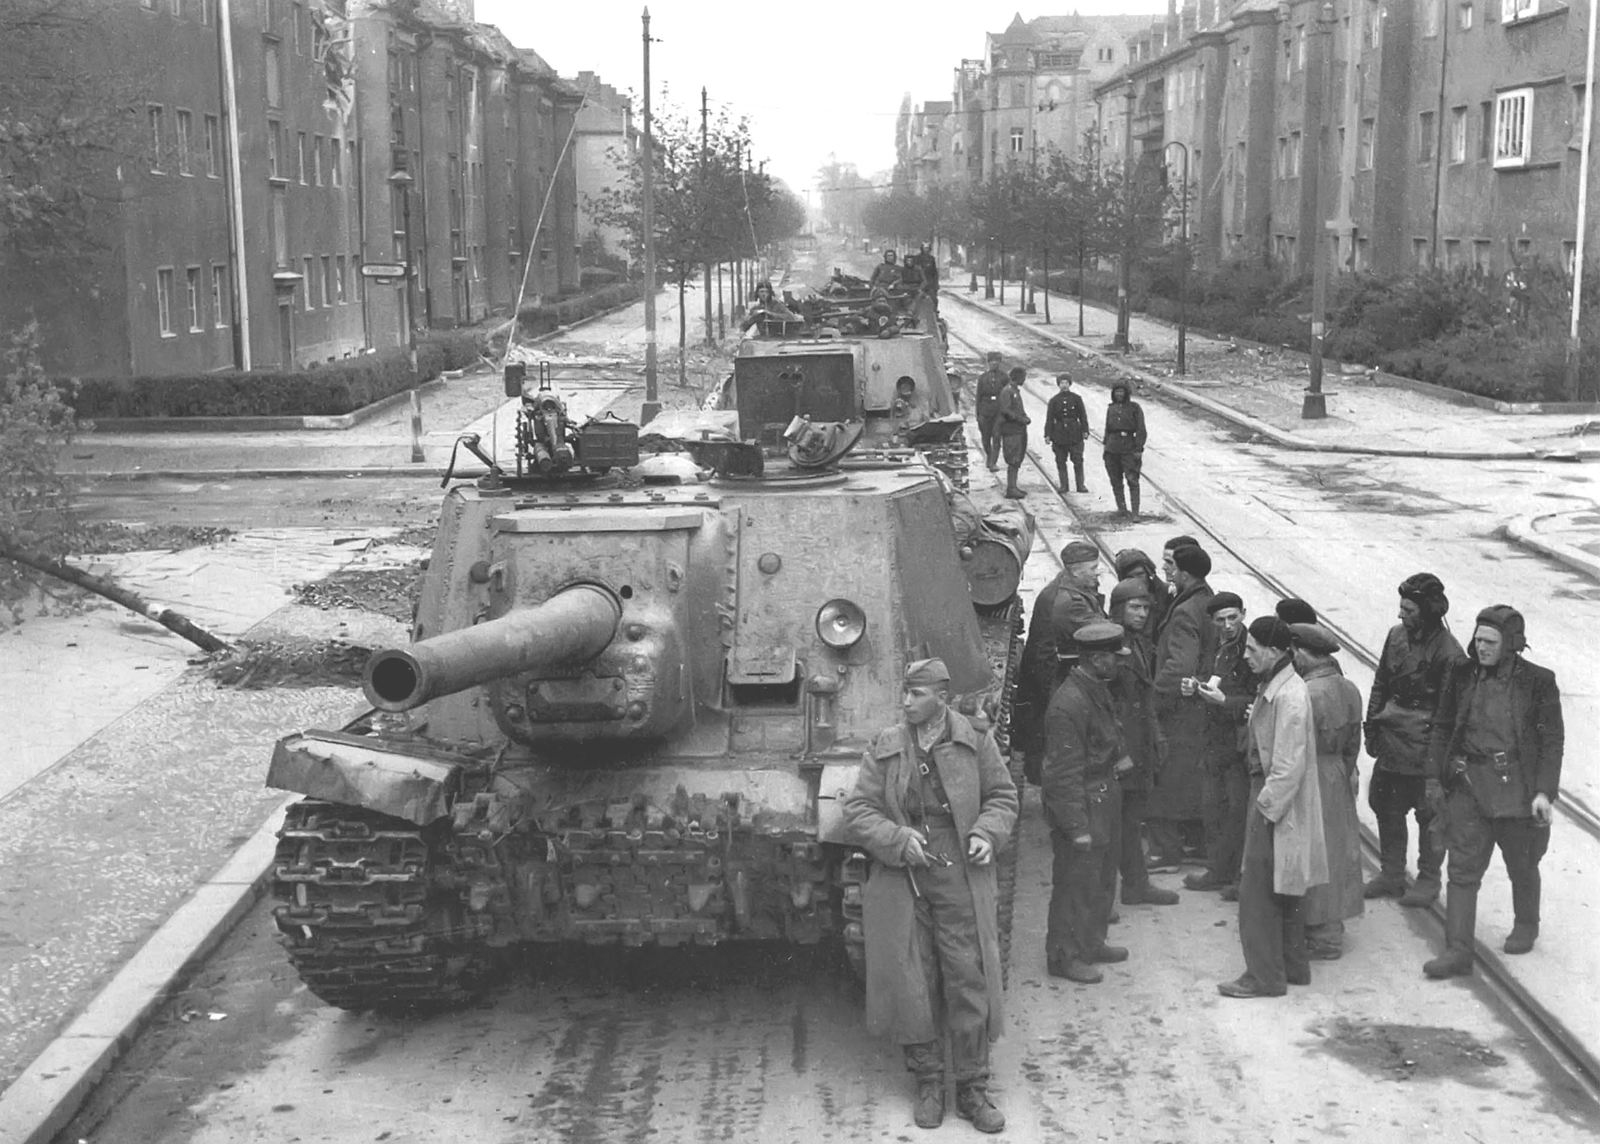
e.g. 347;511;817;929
1077;234;1086;337
703;263;714;346
0;535;229;654
678;279;688;387
1043;240;1051;324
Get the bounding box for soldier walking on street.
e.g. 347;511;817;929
1108;579;1180;908
1187;591;1254;898
1423;606;1563;978
1364;574;1467;907
1218;618;1328;998
974;352;1009;470
1044;373;1090;493
844;658;1017;1132
1102;382;1147;517
1043;623;1139;984
1291;623;1366;960
998;367;1031;499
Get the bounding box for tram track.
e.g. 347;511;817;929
945;323;1600;1106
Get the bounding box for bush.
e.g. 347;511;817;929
515;281;641;339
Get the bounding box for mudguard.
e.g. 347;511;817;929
267;730;461;825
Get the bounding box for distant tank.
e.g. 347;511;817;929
266;364;1030;1010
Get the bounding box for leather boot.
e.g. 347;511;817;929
1004;466;1027;498
1398;876;1440;908
1111;481;1127;515
1503;922;1538;955
1129;483;1140;517
1057;462;1072;491
1423;886;1476;978
913;1076;945;1129
1073;459;1087;492
956;1084;1006;1134
1363;871;1407;899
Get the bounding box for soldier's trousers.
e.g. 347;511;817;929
1052;441;1085;490
1370;769;1442;883
1106;785;1149;898
977;412;1001;466
1444;789;1550;925
1202;751;1250;886
901;821;990;1084
1049;783;1120;964
1237;789;1308;992
1102;451;1142;505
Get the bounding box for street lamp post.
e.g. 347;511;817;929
985;234;995;298
1304;1;1338;419
1163;141;1189;377
388;167;418;373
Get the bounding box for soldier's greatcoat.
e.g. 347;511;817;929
843;710;1018;1044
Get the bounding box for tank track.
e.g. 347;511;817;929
978;597;1026;986
271;800;494;1012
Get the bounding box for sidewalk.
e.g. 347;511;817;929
950;281;1600;462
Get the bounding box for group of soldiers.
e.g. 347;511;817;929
841;541;1564;1131
970;359;1149;516
869;245;941;295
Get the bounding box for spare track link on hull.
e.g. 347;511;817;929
272;800;493;1012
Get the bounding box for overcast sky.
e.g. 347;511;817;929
475;1;1167;195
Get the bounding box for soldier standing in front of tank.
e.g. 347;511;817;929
843;658;1016;1133
974;351;1008;470
1102;382;1147;517
1043;622;1138;984
1044;372;1090;494
997;367;1031;500
1363;573;1467;908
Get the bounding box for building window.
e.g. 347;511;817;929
1479;101;1494;160
312;134;323;184
1355;237;1370;270
336;254;347;302
329;137;341;186
1448;106;1468;162
272;190;288;265
1363;5;1382;47
211;263;228;327
1277;136;1287;177
1359;118;1375;168
297;132;308;183
1296;25;1307;68
1444;239;1461;269
291;0;303;52
156;268;174;335
1424;0;1441;36
1494;88;1531;167
1515;237;1534;260
265;43;281;108
266;119;281;178
1418;111;1436;162
204;114;220;176
148;105;164;172
1289;131;1302;177
321;255;333;307
1564;240;1577;276
1284;38;1293;81
303;256;316;310
175;110;192;175
200;0;212;24
1459;2;1474;29
169;0;180;14
1472;239;1491;271
1010;127;1024;154
1413;238;1431;266
186;267;202;331
1501;0;1538;21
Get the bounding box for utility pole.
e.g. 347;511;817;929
1114;84;1135;351
701;86;714;345
640;7;659;424
1304;1;1337;419
1568;0;1598;399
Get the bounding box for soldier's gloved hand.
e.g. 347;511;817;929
1072;833;1092;852
1425;778;1445;814
1531;792;1554;825
903;833;933;868
967;834;994;865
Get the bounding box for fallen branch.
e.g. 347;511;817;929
0;533;231;653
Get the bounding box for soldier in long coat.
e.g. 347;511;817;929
844;658;1017;1133
1218;618;1328;998
1292;624;1366;959
1147;543;1217;867
974;352;1009;470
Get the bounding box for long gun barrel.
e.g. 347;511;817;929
363;583;622;712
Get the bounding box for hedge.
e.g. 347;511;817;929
72;329;486;419
516;281;642;339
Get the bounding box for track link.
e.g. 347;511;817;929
272;800;494;1012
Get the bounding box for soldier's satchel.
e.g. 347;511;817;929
1371;699;1431;761
1462;751;1531;819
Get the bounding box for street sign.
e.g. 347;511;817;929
360;263;408;278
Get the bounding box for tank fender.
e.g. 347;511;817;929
267;731;461;825
816;761;862;844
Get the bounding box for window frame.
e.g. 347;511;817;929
1493;87;1532;168
1358;117;1375;169
175;109;193;176
1501;0;1539;22
1449;105;1468;162
297;131;308;184
211;263;228;328
303;255;316;310
1418;110;1437;163
1009;126;1025;154
321;255;333;308
185;266;203;332
148;105;165;173
156;267;175;336
204;114;221;177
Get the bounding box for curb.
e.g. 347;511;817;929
1502;515;1600;583
72;464;476;481
944;292;1598;463
0;796;294;1144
